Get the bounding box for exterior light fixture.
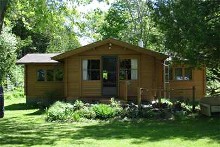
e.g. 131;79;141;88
109;43;112;49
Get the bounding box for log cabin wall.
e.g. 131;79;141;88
65;43;163;101
169;66;206;99
25;64;64;104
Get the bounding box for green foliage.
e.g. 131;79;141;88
4;87;24;100
151;0;220;80
12;20;50;58
73;100;85;110
92;104;117;119
100;1;129;39
5;0;81;53
46;101;74;122
97;0;164;51
76;107;96;119
0;27;17;84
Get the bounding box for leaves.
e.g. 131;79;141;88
0;27;17;84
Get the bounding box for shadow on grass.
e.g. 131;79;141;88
26;109;45;115
71;116;220;144
4;103;38;111
0;115;219;146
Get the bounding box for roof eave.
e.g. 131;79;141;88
52;38;168;60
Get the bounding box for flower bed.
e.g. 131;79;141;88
45;98;198;122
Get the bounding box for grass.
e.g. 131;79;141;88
0;97;220;147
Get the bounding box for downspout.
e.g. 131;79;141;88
163;60;166;98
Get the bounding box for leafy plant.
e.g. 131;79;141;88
73;100;84;110
76;107;96;119
92;104;117;119
45;101;74;122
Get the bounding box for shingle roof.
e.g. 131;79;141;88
16;53;60;64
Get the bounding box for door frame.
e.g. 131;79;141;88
101;56;118;97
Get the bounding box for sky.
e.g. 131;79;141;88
76;0;113;13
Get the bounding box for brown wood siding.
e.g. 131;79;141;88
140;54;157;100
26;64;64;101
62;42;205;101
65;43;143;100
82;81;102;97
65;56;81;101
169;67;206;99
65;43;164;101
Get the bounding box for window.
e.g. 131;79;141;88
55;68;64;81
175;68;183;80
37;69;45;81
184;68;192;80
37;68;63;82
83;60;100;80
46;70;54;81
119;59;138;80
174;67;192;81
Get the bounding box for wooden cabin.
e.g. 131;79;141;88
17;38;206;104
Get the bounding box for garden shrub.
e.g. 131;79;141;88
45;98;197;122
110;98;123;115
123;104;139;118
92;104;117;119
71;111;81;122
46;101;74;122
77;107;96;119
73;100;84;110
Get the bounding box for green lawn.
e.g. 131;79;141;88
0;98;220;147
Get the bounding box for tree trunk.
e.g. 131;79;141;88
0;0;9;34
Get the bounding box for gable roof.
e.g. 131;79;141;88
16;53;60;64
52;38;168;60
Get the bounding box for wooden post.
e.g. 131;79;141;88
158;88;162;105
125;71;128;101
125;81;128;101
192;86;196;112
137;88;142;107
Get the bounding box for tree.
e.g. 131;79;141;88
151;0;220;95
0;27;17;84
0;0;9;33
152;0;220;65
5;0;81;53
99;0;164;51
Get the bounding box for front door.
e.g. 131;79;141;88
102;56;117;97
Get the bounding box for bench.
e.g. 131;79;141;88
200;97;220;116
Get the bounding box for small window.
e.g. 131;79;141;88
184;68;192;80
47;70;54;81
37;69;45;81
175;68;183;80
83;59;100;80
55;68;64;81
120;59;138;80
174;67;192;81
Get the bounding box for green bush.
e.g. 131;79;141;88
4;87;25;99
110;98;123;115
92;104;118;119
46;101;74;122
73;100;84;110
76;107;96;119
71;111;81;122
